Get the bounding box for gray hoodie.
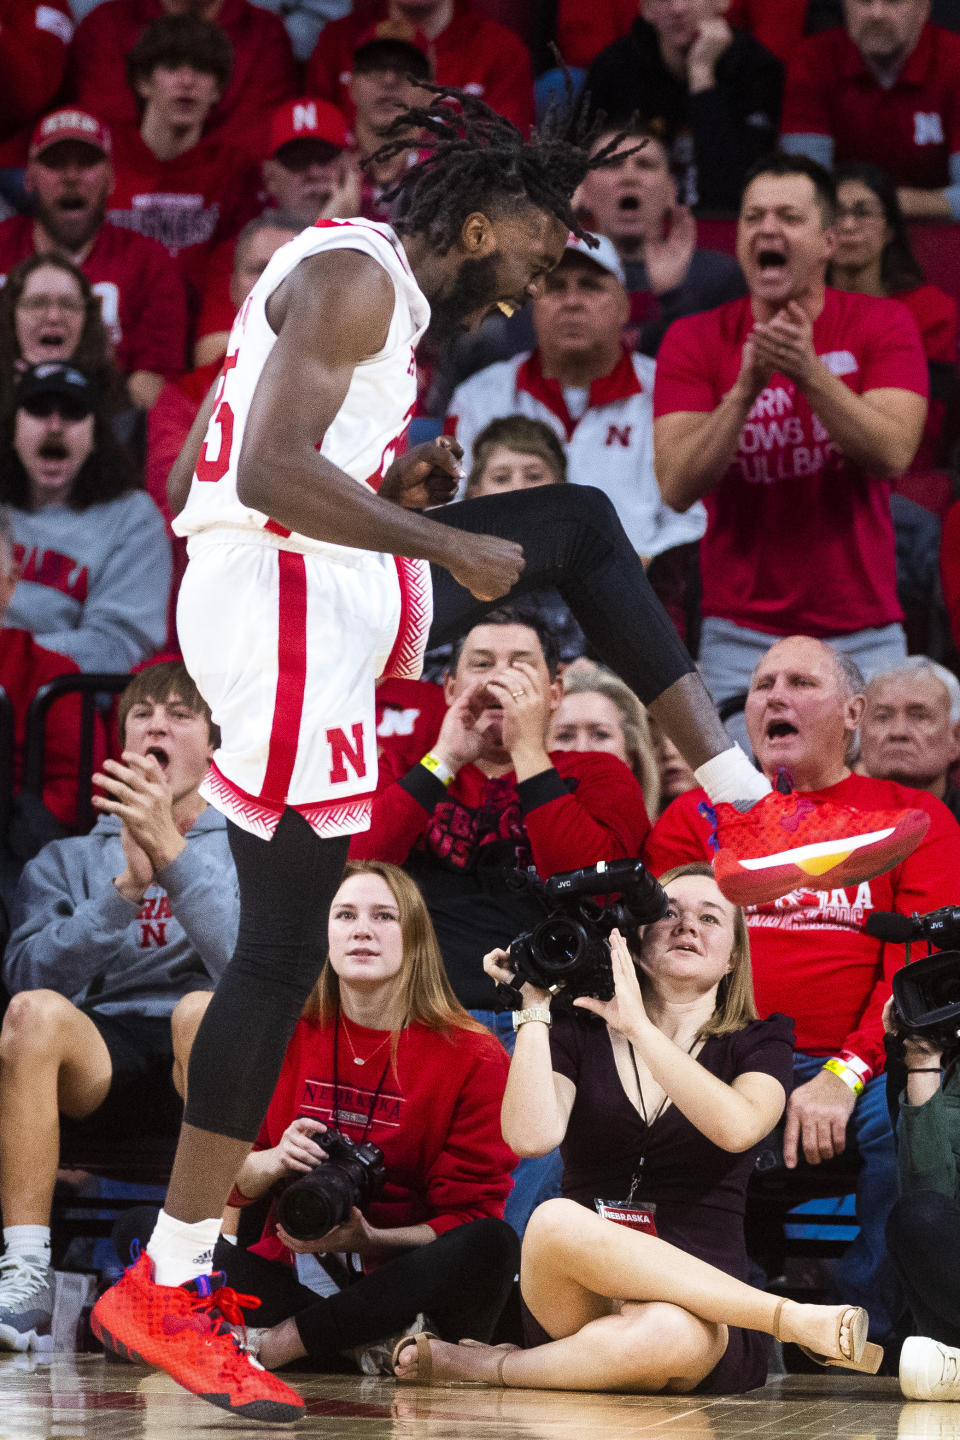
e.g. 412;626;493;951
4;808;237;1015
6;490;172;672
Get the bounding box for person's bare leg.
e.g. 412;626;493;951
395;1301;726;1392
519;1200;863;1360
169;990;214;1101
258;1317;307;1370
0;991;113;1224
646;672;741;771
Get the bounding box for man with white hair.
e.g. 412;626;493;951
859;657;960;819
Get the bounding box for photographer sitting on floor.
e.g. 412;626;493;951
204;860;518;1375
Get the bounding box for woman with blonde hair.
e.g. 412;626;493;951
216;859;518;1373
550;660;661;818
395;863;883;1391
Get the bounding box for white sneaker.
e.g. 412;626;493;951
0;1252;54;1352
900;1336;960;1401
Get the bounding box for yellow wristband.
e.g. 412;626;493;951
420;751;453;787
823;1057;864;1098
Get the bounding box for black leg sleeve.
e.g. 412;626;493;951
428;485;696;707
183;811;349;1141
887;1191;960;1346
293;1219;520;1365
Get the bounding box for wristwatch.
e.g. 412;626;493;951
512;1006;552;1031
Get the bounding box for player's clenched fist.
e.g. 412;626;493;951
445;531;525;600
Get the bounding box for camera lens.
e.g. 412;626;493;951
276;1167;356;1241
533;918;587;974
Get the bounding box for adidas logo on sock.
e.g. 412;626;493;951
191;1249;214;1266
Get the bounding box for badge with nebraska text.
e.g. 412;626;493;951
594;1199;658;1235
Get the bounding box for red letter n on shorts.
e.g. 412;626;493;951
327;723;368;784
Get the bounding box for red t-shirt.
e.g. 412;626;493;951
644;775;960;1077
68;0;296;160
781;24;960;189
107;126;260;299
245;1014;515;1265
0;215;188;380
653;288;929;636
0;0;73;162
305;0;534;134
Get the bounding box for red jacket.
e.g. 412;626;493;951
68;0;296;159
245;1014;514;1266
0;0;73;163
644;775;960;1077
305;0;534;134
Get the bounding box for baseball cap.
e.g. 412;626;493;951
563;232;627;288
29;109;112;162
269;98;351;157
15;364;97;415
352;19;432;78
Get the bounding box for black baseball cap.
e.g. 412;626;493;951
15;363;97;415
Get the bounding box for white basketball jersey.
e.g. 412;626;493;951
173;218;431;553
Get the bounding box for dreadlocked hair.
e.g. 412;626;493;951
370;78;642;253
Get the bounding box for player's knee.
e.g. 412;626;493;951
0;989;78;1059
616;1303;723;1387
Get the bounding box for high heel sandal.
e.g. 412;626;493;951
392;1333;513;1387
773;1298;884;1375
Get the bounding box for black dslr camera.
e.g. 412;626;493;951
866;906;960;1051
275;1127;386;1242
501;858;669;1008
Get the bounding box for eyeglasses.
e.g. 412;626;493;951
15;295;86;315
19;395;92;421
835;203;886;222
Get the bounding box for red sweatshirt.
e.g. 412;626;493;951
644;774;960;1078
246;1013;515;1266
556;0;806;68
305;0;534;134
68;0;296;159
0;626;106;827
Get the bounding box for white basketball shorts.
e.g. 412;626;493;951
177;533;432;840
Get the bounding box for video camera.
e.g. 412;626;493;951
865;906;960;1050
500;858;669;1008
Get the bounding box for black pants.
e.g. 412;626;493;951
215;1218;519;1367
185;484;697;1142
887;1191;960;1346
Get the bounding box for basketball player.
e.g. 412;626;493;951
90;90;927;1423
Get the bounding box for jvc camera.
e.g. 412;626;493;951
275;1127;386;1241
867;905;960;1051
502;858;669;1007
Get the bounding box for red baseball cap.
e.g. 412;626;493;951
269;98;351;156
29;108;112;161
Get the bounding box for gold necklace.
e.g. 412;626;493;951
340;1013;396;1067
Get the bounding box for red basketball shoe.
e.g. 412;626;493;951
711;789;930;907
90;1253;304;1425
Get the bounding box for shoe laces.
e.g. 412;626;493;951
0;1252;49;1305
184;1278;262;1342
938;1346;960;1386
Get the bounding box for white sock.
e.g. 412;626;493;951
3;1225;51;1263
695;746;771;805
146;1210;221;1288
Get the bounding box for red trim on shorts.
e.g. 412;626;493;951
382;556;432;682
263;517;292;538
259;550;308;805
204;760;375;840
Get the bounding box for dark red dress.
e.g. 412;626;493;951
524;1010;795;1394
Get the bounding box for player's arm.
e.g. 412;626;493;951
167;377;220;517
236;250;522;600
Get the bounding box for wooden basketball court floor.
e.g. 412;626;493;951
0;1356;956;1440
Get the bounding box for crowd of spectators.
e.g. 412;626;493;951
2;0;960;1403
